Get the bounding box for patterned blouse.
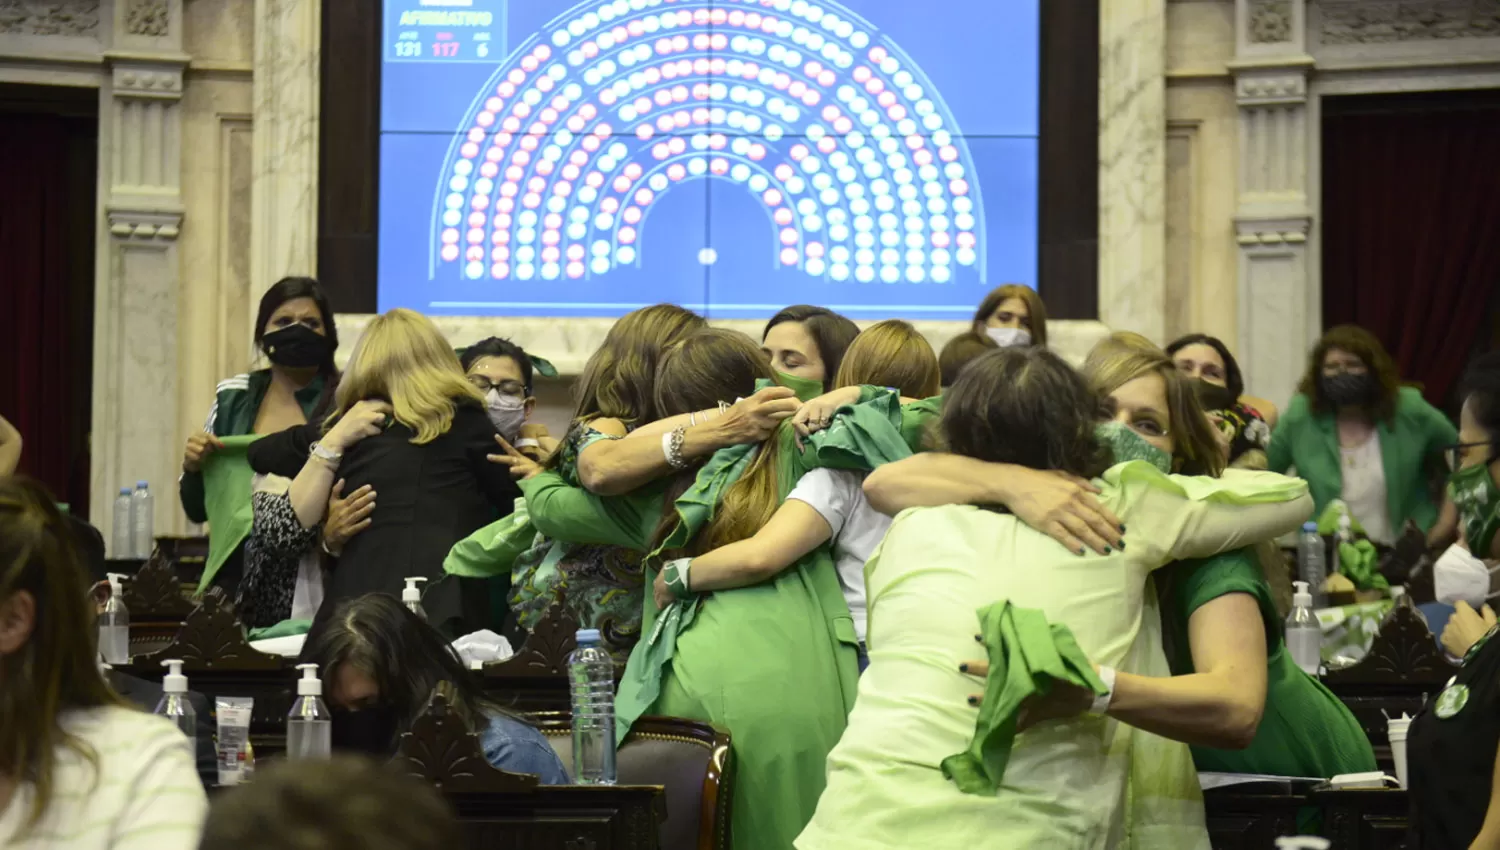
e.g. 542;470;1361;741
237;491;321;629
509;425;647;665
1214;402;1273;468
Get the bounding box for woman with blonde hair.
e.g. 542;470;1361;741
264;308;520;636
0;477;206;848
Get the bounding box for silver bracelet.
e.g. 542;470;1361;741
662;425;691;470
689;410;698;427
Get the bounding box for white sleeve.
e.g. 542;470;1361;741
787;468;862;540
1116;467;1313;564
110;722;208;850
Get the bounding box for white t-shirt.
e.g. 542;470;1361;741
1340;432;1396;545
787;468;891;642
0;706;206;850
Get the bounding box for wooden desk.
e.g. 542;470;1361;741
1314;788;1410;850
448;786;664;850
1203;783;1308;849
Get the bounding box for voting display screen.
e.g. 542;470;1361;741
379;0;1039;319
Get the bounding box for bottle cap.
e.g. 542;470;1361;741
1302;521;1317;532
296;663;323;696
136;480;149;489
120;487;132;496
1292;580;1312;608
576;628;602;644
106;572;127;594
402;576;428;604
161;659;188;694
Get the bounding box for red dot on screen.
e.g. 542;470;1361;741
491;263;509;278
780;247;798;265
653;142;669;159
498;82;515;97
624;206;643;224
801;90;819;106
467;246;484;261
774;207;793;225
522;192;541;208
931;232;950;248
520;136;539;151
645;67;662;85
533;44;550;60
748;144;765;160
624;163;643;179
869;47;888;63
668;163;686;180
441;229;460;244
441;244;460;262
613;176;632;192
581;135;601;151
807;242;825;258
601;197;619;213
833;117;852;134
544;213;562;229
467;228;484;244
492;246;510;262
956;231;976;248
540;160;558;177
567;262;584;279
668;137;687;154
779;228;797;246
494;213;512;229
557;163;575;180
508;69;526;85
460;142;479;158
710;158;728;174
619;227;637;244
468;212;487;227
521;56;538;72
853;66;871;83
480;162;499;178
790;145;808;161
567;244;585;261
818;70;836;87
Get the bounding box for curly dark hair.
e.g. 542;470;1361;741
941;347;1110;479
1165;333;1245;400
1296;325;1402;421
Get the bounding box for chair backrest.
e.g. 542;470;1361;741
139;588;288;671
481;592;581;712
535;712;733;850
397;692;542;793
121;551;195;619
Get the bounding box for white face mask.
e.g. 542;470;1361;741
1433;542;1500;608
484;389;527;442
985;326;1032;348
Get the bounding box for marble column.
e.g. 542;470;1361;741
92;0;188;548
1231;0;1316;407
249;0;321;328
1098;0;1167;344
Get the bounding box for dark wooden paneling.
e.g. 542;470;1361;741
318;0;381;313
1037;0;1100;320
318;2;1101;320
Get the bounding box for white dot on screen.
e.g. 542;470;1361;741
932;266;951;283
698;248;718;265
855;231;875;248
831;246;850;263
445;194;464;210
956;247;977;266
466;261;483;278
830;263;849;281
517;263;535;280
591;257;610;274
616;245;636;263
516;246;536;263
855;264;874;282
855;248;874;265
806;257;826;276
880;265;899;283
828;224;849;241
567;223;586;239
442;210;461;227
906;266;924;282
880;248;899;265
932;248;951;265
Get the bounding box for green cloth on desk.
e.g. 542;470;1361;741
1162;549;1376;779
1267;387;1456;532
942;601;1104;794
198;434;262;593
247;619;312;641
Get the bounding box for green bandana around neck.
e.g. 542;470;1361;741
1096;420;1173;474
776;370;826;403
1450;460;1500;559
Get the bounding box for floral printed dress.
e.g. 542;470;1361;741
508;426;646;664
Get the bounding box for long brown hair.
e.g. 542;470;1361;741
971;284;1048;347
762;305;861;393
1297;324;1402;421
0;477;127;832
834;319;941;399
1083;332;1225;477
650;329;778;552
568;304;705;430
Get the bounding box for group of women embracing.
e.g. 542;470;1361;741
451;290;1377;850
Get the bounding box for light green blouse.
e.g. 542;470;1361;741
796;464;1311;850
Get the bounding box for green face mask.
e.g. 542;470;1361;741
776;370;826;403
1096;420;1173;475
1449;459;1500;558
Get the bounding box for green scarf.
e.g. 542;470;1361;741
197;434;262;593
942;600;1106;794
776;370;826;403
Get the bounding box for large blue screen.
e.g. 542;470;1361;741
378;0;1038;319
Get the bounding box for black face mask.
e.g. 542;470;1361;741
1320;373;1374;407
331;704;401;755
262;323;331;369
1191;378;1239;414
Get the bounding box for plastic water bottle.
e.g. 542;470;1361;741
402;577;429;622
1297;521;1327;608
130;481;154;559
154;659;197;740
99;572;130;664
568;628;617;784
111;487;133;558
1286;580;1322;676
287;663;332;760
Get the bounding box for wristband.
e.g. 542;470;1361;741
309;441;342;469
1090;666;1116;715
660;558;696;601
514;437;541;450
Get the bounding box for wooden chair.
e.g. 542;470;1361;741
398;693;666;850
1322;599;1459;770
120;590;296;757
481;591;583;713
1313;786;1411;850
533;713;733;850
122;552;194;657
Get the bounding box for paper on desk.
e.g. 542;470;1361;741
451;630;514;669
1199;772;1325;791
250;633;308;657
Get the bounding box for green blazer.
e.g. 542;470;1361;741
1266;386;1457;532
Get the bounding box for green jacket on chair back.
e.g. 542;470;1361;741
1266;386;1457;532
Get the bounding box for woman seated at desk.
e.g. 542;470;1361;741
301;593;568;784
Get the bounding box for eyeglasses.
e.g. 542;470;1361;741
1444;440;1498;471
466;375;527;397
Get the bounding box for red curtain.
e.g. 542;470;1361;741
0;114;74;501
1322;100;1500;406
